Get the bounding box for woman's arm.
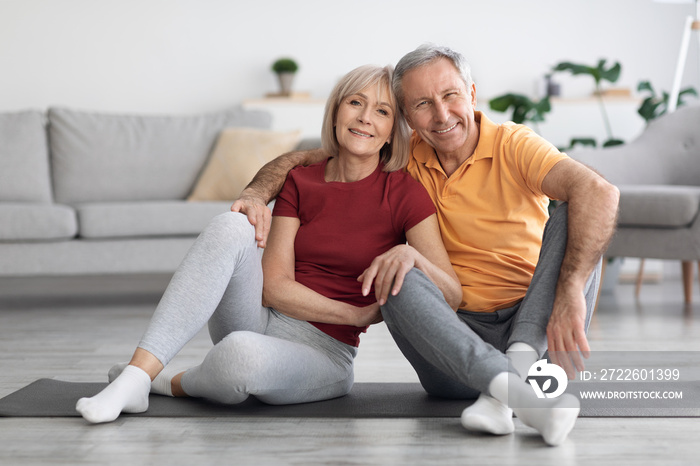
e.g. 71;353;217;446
358;214;462;310
261;216;381;327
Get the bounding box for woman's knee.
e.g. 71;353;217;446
207;212;255;238
215;331;266;370
198;212;258;258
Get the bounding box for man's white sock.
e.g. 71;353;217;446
489;372;580;446
460;393;514;435
76;365;151;424
506;342;539;381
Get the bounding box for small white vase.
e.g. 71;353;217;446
277;72;295;96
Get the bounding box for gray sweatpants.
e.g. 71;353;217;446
381;203;601;399
138;212;357;405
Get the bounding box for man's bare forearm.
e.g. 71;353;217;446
241;148;327;204
558;174;620;290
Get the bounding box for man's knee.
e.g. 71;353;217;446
384;268;434;309
546;201;568;231
382;268;449;326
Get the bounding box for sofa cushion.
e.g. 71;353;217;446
0;110;53;202
188;128;302;201
76;201;231;239
49;107;272;204
0;204;77;241
617;185;700;228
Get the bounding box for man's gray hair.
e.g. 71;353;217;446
392;44;474;109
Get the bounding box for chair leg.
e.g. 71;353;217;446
635;258;645;298
593;259;607;314
682;261;694;304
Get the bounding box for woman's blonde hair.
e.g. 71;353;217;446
321;64;410;172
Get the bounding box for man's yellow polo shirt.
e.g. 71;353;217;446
406;112;568;312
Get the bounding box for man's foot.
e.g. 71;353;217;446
489;371;580;446
460;393;514;435
76;365;151;424
512;394;580;446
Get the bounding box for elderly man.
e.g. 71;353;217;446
232;45;619;446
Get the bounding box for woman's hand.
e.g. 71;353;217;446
351;302;383;327
358;245;420;306
358;215;462;310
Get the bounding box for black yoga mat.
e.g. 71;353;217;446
0;379;472;418
2;379;699;418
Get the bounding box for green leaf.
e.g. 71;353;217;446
489;94;519;112
599;61;621;84
569;137;597;149
553;59;621;85
552;62;593;76
637;97;664;123
678;87;699;106
488;93;551;125
637;81;654;94
603;138;625;147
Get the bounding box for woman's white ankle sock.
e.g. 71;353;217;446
75;365;151;424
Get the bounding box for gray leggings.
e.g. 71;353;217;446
381;203;601;399
138;212;357;405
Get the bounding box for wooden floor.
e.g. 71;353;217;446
1;273;699;465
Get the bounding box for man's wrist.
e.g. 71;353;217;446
238;188;269;206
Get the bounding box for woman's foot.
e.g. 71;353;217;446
76;365;151;423
109;361;182;397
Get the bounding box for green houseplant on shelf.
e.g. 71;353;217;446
552;59;624;148
488;93;551;134
271;58;299;96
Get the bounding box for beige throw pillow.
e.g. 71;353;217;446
188;128;302;201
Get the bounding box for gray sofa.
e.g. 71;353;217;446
568;104;700;302
0;107;312;278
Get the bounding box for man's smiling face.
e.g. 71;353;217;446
401;57;478;161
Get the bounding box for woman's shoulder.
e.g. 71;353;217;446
287;157;330;182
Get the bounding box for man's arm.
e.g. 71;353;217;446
231;148;326;247
541;158;620;378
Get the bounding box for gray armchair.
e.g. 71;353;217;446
568;104;700;303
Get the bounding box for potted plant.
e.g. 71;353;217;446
488;93;551;134
636;81;697;124
552;59;624;147
271;58;299;96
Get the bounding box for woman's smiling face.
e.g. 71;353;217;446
334;81;395;160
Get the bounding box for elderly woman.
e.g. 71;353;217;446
76;65;461;423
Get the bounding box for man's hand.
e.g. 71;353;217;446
358;245;420;306
546;288;590;380
231;192;271;248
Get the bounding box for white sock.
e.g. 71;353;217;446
108;362;129;383
108;361;180;397
506;342;539;381
150;366;186;397
460;393;514;435
76;365;151;424
489;372;580;447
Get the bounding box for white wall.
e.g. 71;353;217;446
1;0;698;121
